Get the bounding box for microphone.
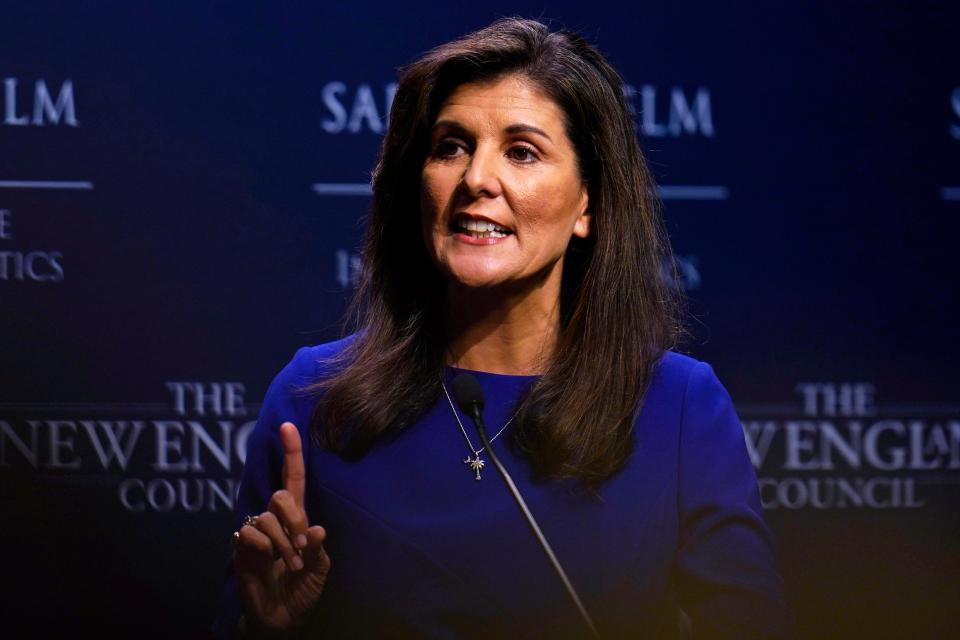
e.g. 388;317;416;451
451;373;598;638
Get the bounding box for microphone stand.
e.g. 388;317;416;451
464;397;599;638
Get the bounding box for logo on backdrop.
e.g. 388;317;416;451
1;78;80;283
335;249;363;288
623;84;714;138
665;255;701;291
0;209;65;282
0;383;258;513
742;383;959;510
3;78;78;127
7;381;954;513
321;82;398;134
317;80;715;138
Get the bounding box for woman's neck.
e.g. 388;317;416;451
444;278;561;375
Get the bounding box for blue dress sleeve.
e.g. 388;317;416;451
212;347;318;640
675;362;795;639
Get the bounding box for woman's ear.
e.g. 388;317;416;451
572;212;591;239
572;187;591;238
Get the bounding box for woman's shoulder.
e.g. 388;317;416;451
645;349;736;418
251;334;360;446
651;349;713;391
282;333;360;379
656;349;702;375
257;335;360;409
299;333;359;361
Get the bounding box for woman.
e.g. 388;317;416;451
216;17;793;639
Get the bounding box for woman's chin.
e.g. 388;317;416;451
440;258;560;293
438;256;516;290
447;271;511;290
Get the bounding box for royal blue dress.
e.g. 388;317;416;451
214;337;793;638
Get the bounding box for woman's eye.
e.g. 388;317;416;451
507;146;538;163
435;140;464;158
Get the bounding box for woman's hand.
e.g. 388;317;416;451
234;422;331;632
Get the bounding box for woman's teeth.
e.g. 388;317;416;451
458;219;510;238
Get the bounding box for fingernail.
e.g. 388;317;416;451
291;555;304;571
296;534;307;548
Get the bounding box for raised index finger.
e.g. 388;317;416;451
279;422;306;508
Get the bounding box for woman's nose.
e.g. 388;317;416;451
460;145;502;198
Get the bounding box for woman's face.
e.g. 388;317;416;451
420;74;590;292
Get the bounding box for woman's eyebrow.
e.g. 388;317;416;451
431;120;552;143
431;120;469;135
504;123;552;142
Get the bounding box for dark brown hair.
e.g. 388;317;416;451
310;17;682;487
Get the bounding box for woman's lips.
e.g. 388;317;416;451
453;230;512;245
450;214;514;245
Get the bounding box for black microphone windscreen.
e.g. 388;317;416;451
451;373;484;413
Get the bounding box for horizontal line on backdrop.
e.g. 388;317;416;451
737;404;796;416
312;182;730;201
0;403;167;409
874;404;960;416
942;186;960;201
312;183;373;196
3;401;953;418
738;403;960;418
658;185;729;200
0;180;94;190
0;402;263;414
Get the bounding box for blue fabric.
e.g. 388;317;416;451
215;336;793;638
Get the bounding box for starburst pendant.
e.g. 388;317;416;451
464;453;485;480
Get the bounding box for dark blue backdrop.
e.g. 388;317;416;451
1;3;958;638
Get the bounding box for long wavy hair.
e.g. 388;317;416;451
310;17;682;487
